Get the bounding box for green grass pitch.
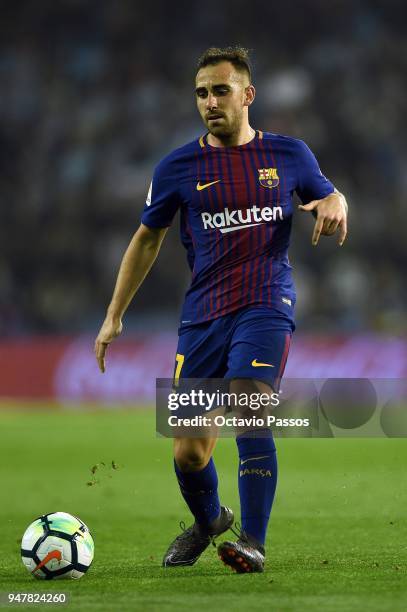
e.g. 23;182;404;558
0;407;406;611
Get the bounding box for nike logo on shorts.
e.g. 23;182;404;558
251;359;274;368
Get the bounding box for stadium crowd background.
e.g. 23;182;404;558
1;0;405;339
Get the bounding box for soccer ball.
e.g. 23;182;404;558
21;512;94;579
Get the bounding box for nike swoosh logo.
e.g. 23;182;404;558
32;549;62;573
241;455;270;465
165;553;197;566
196;180;220;191
251;359;274;368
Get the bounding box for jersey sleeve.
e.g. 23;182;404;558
141;157;181;228
295;140;335;203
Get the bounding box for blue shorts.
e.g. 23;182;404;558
174;306;294;389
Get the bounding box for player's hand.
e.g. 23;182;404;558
298;192;347;246
94;316;123;373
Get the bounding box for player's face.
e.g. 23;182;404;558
195;62;252;138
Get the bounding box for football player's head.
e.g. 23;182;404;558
195;47;255;139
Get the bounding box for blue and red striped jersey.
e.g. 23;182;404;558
141;130;334;325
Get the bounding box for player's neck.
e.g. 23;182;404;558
207;125;256;148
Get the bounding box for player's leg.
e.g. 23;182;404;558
218;307;293;572
173;436;220;528
163;318;234;567
164;434;234;568
218;377;277;572
233;378;278;542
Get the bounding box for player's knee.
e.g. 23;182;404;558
174;441;210;472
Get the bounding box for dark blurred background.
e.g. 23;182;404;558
1;0;406;337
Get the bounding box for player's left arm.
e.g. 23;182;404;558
298;188;348;246
294;139;348;246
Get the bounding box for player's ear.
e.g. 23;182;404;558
244;85;256;107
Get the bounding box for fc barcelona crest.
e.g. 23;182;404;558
258;167;279;188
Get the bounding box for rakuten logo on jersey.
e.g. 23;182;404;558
201;205;283;233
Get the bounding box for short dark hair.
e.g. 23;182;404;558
197;46;252;82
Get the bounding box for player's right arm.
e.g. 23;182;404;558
94;223;167;373
95;152;181;372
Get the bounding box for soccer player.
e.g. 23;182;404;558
95;47;348;573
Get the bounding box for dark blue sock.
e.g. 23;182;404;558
174;458;221;528
237;429;277;546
